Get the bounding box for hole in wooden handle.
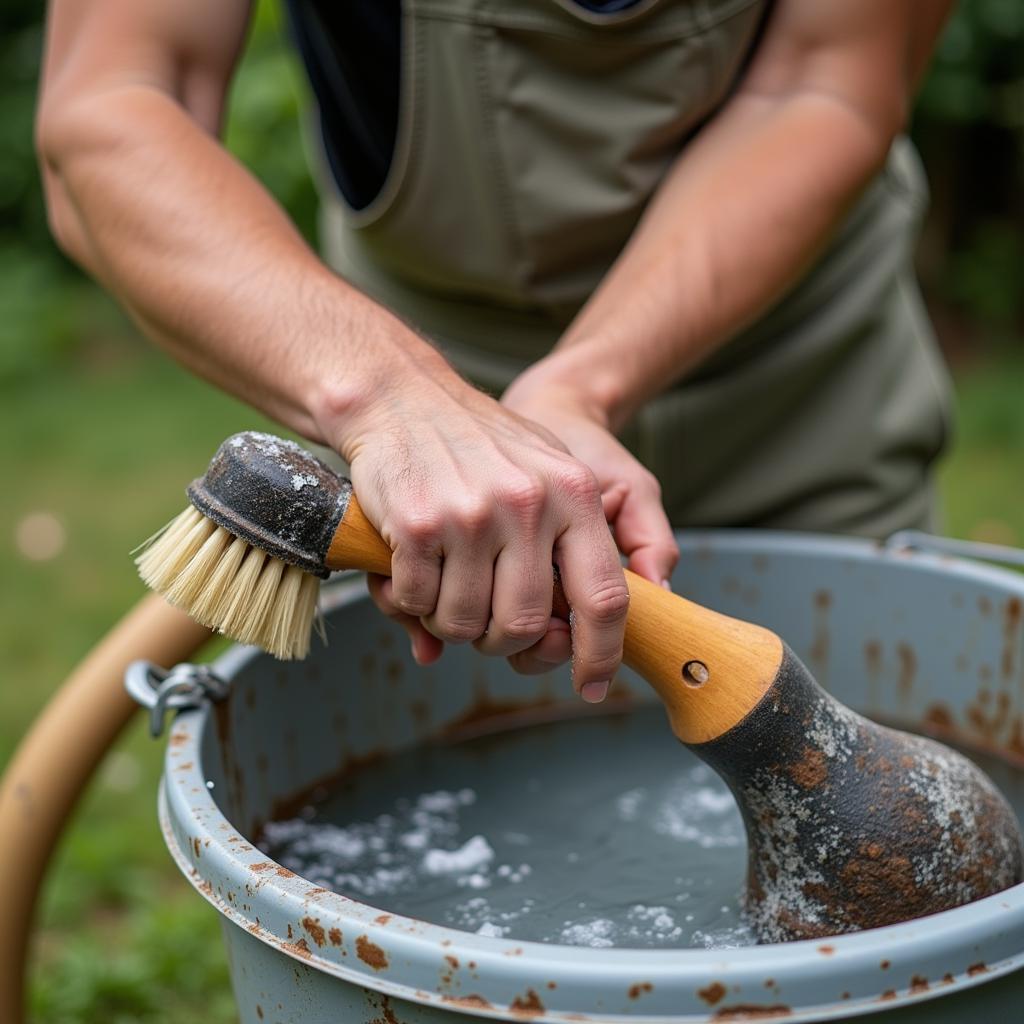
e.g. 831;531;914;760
682;660;709;687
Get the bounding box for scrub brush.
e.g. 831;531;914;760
136;431;390;659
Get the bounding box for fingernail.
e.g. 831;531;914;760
581;680;610;704
661;578;672;591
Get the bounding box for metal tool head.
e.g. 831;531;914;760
187;432;352;578
695;645;1024;940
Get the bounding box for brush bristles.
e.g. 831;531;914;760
135;505;321;659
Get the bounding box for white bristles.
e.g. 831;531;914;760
296;572;322;649
267;564;304;657
191;534;248;624
238;554;285;644
218;545;267;637
136;506;214;593
164;523;231;607
134;505;322;659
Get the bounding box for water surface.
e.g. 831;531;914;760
259;705;1024;950
260;705;754;948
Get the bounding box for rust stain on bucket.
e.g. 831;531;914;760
442;994;493;1009
509;989;545;1016
282;937;312;960
712;1005;791;1020
897;644;917;700
301;917;326;947
698;981;727;1005
1003;598;1021;680
356;934;389;970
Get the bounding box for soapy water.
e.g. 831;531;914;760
260;705;756;949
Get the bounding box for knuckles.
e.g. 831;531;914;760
447;496;494;538
393;512;444;549
430;617;488;644
496;474;547;519
555;463;602;507
661;543;681;570
497;611;551;645
393;593;436;617
579;580;630;624
387;458;605;548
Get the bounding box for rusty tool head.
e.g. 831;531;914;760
691;645;1024;941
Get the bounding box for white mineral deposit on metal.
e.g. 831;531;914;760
260;706;753;949
290;473;320;491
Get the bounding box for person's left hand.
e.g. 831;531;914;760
486;375;679;674
501;380;679;586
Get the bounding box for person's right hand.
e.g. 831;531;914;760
316;362;630;704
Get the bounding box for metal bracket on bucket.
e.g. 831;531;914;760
125;660;230;738
886;530;1024;569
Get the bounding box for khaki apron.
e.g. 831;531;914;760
315;0;953;538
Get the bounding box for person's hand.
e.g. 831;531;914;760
502;379;678;584
497;374;679;673
315;359;630;703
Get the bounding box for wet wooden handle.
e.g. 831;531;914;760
326;492;783;744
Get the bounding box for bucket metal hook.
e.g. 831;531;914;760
886;529;1024;569
125;660;230;738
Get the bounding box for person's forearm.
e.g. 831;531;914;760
512;87;896;433
37;83;452;447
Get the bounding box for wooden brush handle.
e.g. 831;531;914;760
326;493;782;744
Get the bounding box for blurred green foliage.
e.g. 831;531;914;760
917;0;1024;127
914;0;1024;335
223;3;319;243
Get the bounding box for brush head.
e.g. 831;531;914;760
188;431;351;578
136;432;350;659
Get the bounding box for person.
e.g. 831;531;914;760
36;0;953;703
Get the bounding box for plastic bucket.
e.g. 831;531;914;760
151;531;1024;1022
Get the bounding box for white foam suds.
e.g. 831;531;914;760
477;921;509;937
423;835;494;876
560;918;616;948
631;764;744;850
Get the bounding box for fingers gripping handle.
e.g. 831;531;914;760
325;490;784;745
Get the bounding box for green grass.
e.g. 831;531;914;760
3;324;1023;1023
939;352;1024;546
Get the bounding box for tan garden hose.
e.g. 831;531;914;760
0;594;212;1024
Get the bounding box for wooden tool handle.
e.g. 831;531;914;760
326;492;783;744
